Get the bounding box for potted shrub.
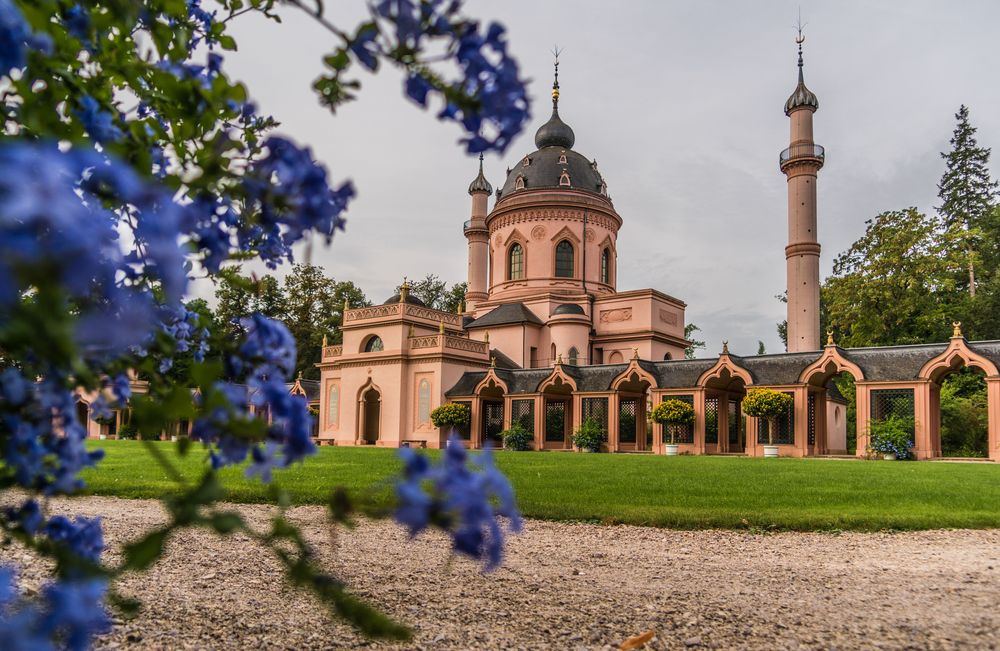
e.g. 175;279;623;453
742;388;793;458
572;417;605;453
117;422;138;440
430;403;471;440
868;416;914;460
651;399;695;456
501;422;533;451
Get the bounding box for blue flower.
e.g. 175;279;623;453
75;97;124;144
0;0;51;73
63;5;91;44
394;435;521;570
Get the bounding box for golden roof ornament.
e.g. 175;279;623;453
408;324;414;337
632;347;639;360
826;330;835;347
439;319;445;334
399;277;410;303
457;300;463;315
484;331;490;343
556;353;563;365
722;340;729;355
322;334;328;347
952;321;963;338
490;356;496;368
343;297;349;312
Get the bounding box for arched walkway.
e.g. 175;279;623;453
358;385;381;445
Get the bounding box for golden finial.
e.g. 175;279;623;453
399;277;410;303
322;334;328;347
632;347;639;360
952;321;963;338
556;353;563;365
551;46;562;108
297;370;303;380
439;319;445;334
457;300;463;315
408;324;414;337
826;330;835;347
722;340;729;355
343;297;349;312
490;356;496;368
484;331;490;343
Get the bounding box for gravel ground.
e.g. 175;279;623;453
4;497;1000;650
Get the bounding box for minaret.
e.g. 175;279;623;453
780;28;823;352
464;153;492;312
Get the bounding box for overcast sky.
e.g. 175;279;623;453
201;0;1000;358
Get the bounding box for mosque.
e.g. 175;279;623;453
312;40;1000;460
76;40;1000;460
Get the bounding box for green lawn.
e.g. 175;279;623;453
80;441;1000;531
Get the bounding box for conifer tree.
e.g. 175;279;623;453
937;105;998;298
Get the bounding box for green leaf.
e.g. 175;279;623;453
122;528;170;571
207;511;245;535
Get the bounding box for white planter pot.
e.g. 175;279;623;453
665;444;680;456
763;445;779;458
99;434;107;440
170;435;178;442
883;452;897;461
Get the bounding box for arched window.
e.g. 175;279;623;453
515;175;525;190
663;352;672;361
327;384;339;428
550;343;556;364
559;171;571;186
558;151;567;164
554;240;574;278
363;335;384;353
600;248;611;284
417;379;431;426
568;347;579;366
508;243;524;280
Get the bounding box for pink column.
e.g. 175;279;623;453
988;378;1000;462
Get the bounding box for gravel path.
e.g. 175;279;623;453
4;496;1000;650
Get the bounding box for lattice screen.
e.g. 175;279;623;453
728;399;741;447
662;395;694;444
871;388;916;439
618;398;637;443
581;397;609;435
545;401;566;442
807;393;816;446
705;397;719;444
483;401;504;445
756;393;794;445
511;399;534;434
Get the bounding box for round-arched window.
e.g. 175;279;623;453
508;243;524;280
418;379;431;426
555;240;574;278
600;248;611;284
363;335;384;353
663;352;672;360
568;347;579;366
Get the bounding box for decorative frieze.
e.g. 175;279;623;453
345;304;400;321
600;308;632;323
659;310;679;326
322;345;343;359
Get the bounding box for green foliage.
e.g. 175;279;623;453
868;416;915;459
430;403;470;428
83;441;1000;531
501;423;533;451
684;323;705;359
940;370;988;456
651;399;695;425
742;389;793;446
831;373;858;453
402;274;467;312
572;417;605;452
118;422;139;441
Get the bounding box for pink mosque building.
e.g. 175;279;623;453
78;41;1000;461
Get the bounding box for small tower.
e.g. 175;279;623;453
780;27;824;352
464;153;492;312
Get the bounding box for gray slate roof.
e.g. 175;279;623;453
465;303;543;329
444;340;1000;397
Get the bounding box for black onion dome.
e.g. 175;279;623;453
382;293;426;306
552;303;585;316
534;107;575;149
784;48;819;115
467;153;493;195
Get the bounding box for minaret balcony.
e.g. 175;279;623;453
463;219;487;234
779;143;825;171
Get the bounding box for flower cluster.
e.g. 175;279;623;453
396;437;521;570
191;315;315;481
868;416;915;460
339;0;529;154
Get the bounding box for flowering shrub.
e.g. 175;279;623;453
572;417;605;452
431;403;472;429
742;389;793;446
0;0;528;647
501;423;533;451
651;399;695;445
868;417;915;459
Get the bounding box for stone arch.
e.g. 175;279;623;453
698;356;754;391
918;338;999;383
537;366;578;394
361;334;384;353
611;361;658;392
356;379;383;444
798;347;865;385
475;369;509;397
